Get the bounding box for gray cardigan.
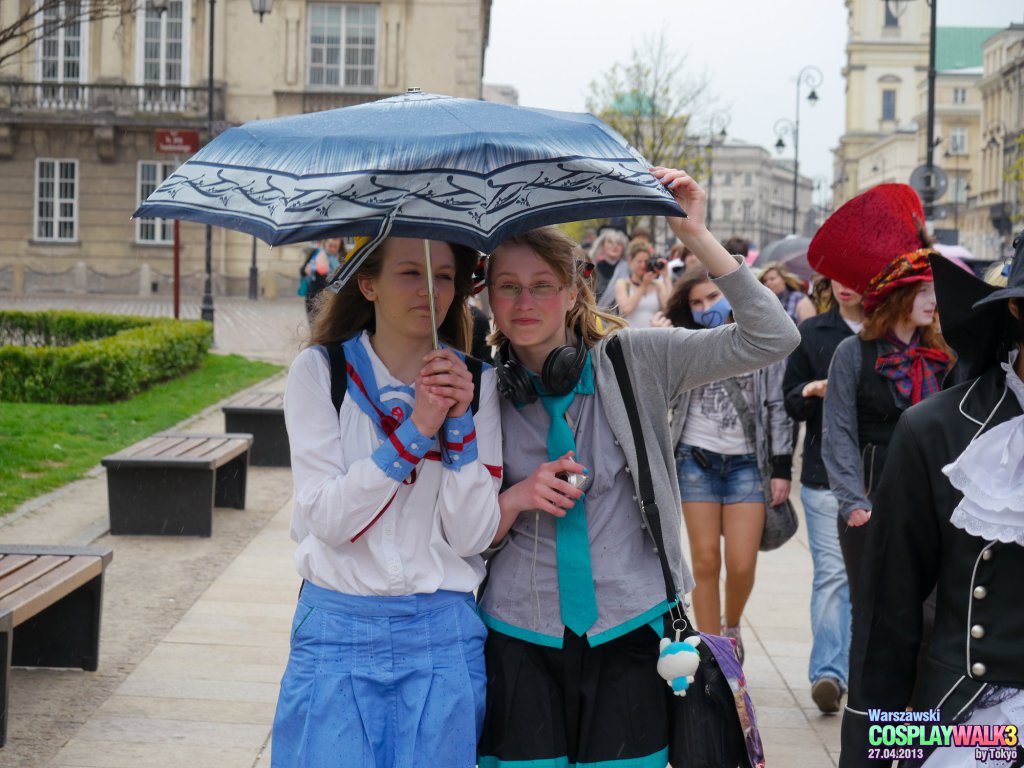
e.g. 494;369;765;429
588;263;799;597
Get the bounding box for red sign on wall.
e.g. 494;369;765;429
155;129;200;155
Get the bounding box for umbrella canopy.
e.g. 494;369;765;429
134;91;684;257
934;242;978;261
752;235;813;283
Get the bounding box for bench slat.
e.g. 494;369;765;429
0;554;35;580
102;433;251;470
181;437;230;459
0;555;69;601
0;556;103;626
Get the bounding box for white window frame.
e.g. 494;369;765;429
953;87;967;105
952;174;969;204
135;0;192;94
307;3;379;90
136;161;178;244
950;127;968;155
35;0;90;107
34;158;79;242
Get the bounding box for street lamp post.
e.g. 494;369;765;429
773;65;822;235
152;0;275;320
704;111;730;228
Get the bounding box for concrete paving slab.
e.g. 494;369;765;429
71;716;270;749
97;695;277;725
51;740;262;768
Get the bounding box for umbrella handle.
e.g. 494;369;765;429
424;239;440;350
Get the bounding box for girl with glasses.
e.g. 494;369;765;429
474;169;801;768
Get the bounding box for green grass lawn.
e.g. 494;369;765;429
0;353;283;517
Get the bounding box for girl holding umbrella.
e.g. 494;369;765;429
273;237;502;767
476;169;800;768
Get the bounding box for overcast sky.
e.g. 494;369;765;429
483;0;1023;190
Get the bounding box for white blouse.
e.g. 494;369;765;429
283;334;502;596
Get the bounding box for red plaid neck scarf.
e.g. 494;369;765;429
874;333;951;405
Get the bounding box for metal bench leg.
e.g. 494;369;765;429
214;453;249;510
11;573;105;672
108;467;215;536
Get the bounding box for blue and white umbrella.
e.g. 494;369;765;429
135;90;684;345
135;91;682;257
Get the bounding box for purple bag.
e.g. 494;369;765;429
669;630;766;768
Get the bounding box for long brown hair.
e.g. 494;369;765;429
860;281;951;359
487;227;627;348
308;238;478;352
662;266;714;330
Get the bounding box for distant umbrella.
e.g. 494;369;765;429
752;235;813;283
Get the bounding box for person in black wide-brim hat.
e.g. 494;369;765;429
838;231;1024;768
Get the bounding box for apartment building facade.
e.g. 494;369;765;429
0;0;492;296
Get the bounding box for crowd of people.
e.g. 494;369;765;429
278;174;1023;767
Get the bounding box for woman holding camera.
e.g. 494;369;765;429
614;237;671;327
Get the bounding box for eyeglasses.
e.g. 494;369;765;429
491;282;565;300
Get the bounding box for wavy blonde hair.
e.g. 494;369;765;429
487;227;627;348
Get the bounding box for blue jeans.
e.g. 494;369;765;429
801;485;850;688
676;445;765;505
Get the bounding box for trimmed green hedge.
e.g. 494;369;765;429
0;310;212;403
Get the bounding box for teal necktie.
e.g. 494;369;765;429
536;353;598;637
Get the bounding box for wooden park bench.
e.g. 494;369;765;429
102;432;253;537
0;545;113;747
222;391;290;467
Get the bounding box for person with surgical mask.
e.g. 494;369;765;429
658;266;794;661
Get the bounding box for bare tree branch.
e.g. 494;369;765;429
586;33;717;175
0;0;141;72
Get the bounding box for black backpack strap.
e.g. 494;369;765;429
605;335;680;609
466;355;484;414
324;342;348;415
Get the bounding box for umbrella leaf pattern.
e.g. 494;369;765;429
135;92;683;253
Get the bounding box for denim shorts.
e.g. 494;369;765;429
676;444;765;505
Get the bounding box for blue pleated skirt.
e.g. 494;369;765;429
271;581;487;768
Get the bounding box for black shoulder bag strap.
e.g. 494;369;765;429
606;335;682;618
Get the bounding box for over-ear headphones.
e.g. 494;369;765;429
495;331;588;406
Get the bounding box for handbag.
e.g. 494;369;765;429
606;336;764;768
719;377;799;552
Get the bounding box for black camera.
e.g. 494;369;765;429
645;256;667;273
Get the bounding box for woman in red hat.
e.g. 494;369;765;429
809;184;953;608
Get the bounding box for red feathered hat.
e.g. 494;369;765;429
808;184;935;314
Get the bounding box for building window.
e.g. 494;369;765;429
952;175;968;204
950;127;968;155
35;159;78;242
137;0;190;109
881;89;897;121
884;0;900;27
744;172;752;186
952;87;967;104
308;3;378;89
722;200;734;221
38;0;87;107
137;161;177;243
742;199;753;222
723;172;732;186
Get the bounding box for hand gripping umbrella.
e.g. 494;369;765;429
134;90;685;345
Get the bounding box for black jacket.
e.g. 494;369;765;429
782;306;855;487
839;364;1024;768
